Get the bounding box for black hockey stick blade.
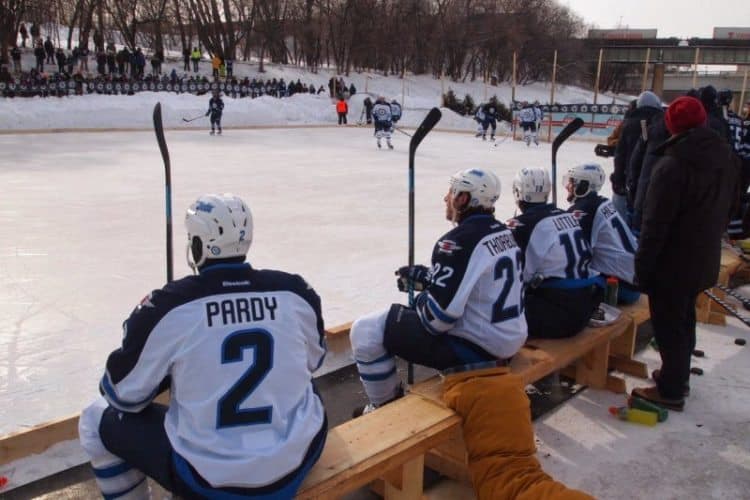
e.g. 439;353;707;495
551;117;584;205
409;108;442;158
153;103;174;283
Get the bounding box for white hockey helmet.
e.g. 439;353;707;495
449;168;501;209
512;167;551;203
563;163;606;199
185;193;253;271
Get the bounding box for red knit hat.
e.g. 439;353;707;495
665;96;707;135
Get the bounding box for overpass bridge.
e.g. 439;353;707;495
582;38;750;104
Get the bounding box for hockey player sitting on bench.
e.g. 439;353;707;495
349;168;527;416
564;163;640;305
508;167;602;339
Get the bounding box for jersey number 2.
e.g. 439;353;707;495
492;251;524;323
217;329;274;428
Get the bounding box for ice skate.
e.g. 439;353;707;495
210;129;215;136
387;140;394;150
218;129;222;135
377;139;382;149
482;134;487;141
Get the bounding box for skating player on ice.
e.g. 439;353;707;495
372;96;394;149
206;90;224;135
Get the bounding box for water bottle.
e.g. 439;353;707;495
605;276;619;306
628;396;669;422
608;406;658;426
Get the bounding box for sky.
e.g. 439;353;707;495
565;0;750;39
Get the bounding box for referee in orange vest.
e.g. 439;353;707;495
336;96;348;125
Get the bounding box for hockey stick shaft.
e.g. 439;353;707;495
394;126;412;138
407;107;442;384
182;114;204;123
153;103;174;282
551;117;584;206
704;289;750;328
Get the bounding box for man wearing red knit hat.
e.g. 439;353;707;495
632;95;740;411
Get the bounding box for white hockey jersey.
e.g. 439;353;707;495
569;194;638;284
519;107;536;124
415;214;527;359
372;101;393;124
100;262;326;489
509;204;599;285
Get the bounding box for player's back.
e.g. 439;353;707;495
106;263;326;488
571;194;637;283
510;204;597;283
372;102;392;123
421;215;527;359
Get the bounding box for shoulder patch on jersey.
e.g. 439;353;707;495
137;293;155;309
570;210;587;220
506;218;524;229
437;239;462;254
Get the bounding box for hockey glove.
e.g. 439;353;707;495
395;265;431;292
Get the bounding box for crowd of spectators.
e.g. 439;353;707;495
2;24;355;100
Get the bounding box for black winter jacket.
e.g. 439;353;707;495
635;127;740;294
613;106;662;195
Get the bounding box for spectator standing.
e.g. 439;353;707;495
632;96;740;411
34;39;45;72
363;96;373;124
349;83;356;95
11;45;21;73
336;96;348;125
191;47;201;73
19;24;28;48
29;23;40;41
211;54;221;78
79;45;89;72
44;37;54;64
106;46;116;75
182;47;190;72
225;58;233;78
55;47;66;74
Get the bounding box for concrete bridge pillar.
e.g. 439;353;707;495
652;63;665;100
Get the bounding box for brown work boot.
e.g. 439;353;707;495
652;369;690;397
631;386;685;412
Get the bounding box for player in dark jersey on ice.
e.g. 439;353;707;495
350;168;527;415
476;102;499;141
564;163;640;304
508;167;602;339
79;193;327;499
206;90;224;135
372;96;394;149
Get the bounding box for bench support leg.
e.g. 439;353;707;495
575;341;609;389
383;455;425;500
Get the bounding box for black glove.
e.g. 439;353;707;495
395;265;431;292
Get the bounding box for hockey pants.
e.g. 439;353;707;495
210;114;222;131
525;285;602;339
350;304;495;406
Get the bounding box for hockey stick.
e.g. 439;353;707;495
714;283;750;310
153;103;174;282
394;126;412;138
182;114;204;123
551;117;584;206
704;289;750;328
407;107;442;384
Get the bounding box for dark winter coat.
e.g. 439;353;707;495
630;117;671;231
610;106;663;195
613;106;662;196
635;127;740;294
